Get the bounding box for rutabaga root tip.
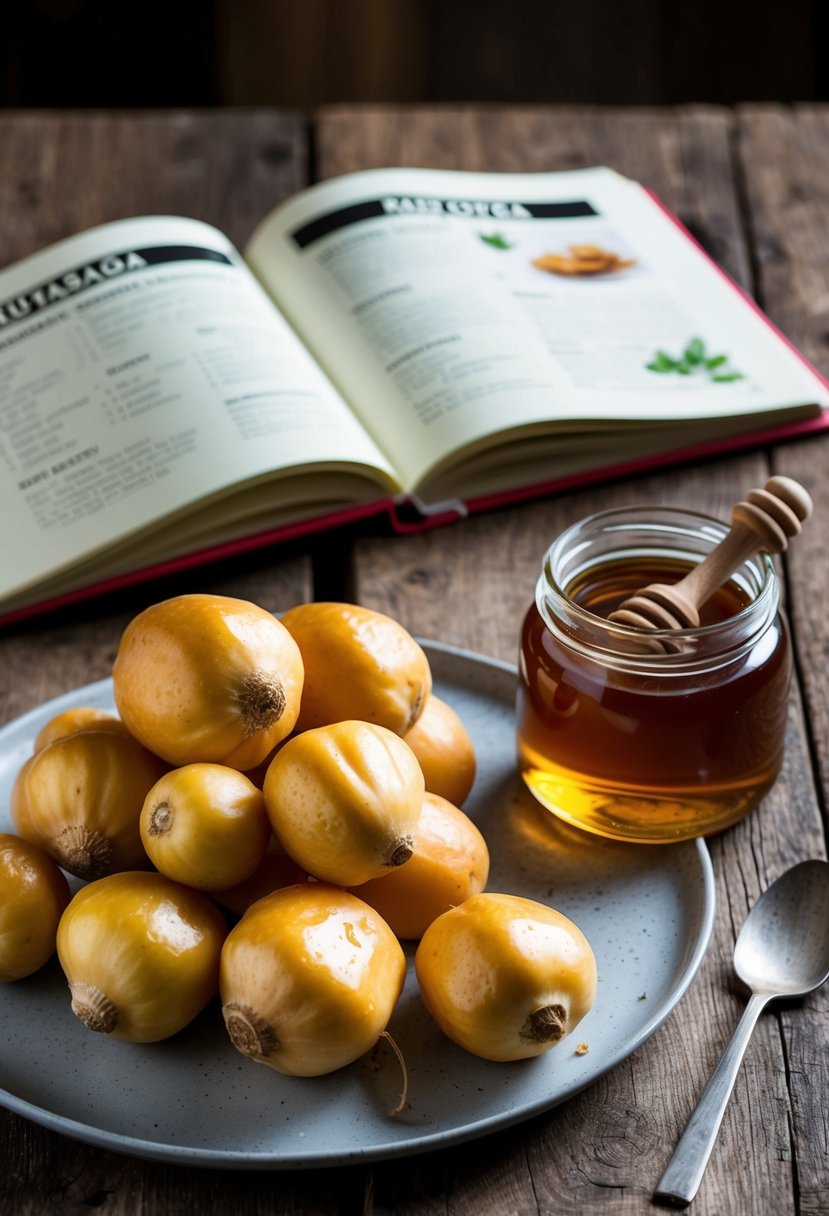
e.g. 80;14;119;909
238;672;287;738
380;1030;410;1118
147;800;174;836
70;981;119;1035
222;1001;279;1060
386;837;414;868
55;825;113;880
521;1002;568;1044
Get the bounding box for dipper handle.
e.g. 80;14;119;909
608;476;813;632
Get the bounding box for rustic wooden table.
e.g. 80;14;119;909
1;105;827;1215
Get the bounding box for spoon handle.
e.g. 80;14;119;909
654;992;769;1207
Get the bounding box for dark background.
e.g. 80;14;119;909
2;0;828;109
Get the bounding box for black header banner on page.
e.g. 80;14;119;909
0;245;235;330
291;197;599;249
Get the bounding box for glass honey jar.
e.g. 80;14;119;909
516;506;791;843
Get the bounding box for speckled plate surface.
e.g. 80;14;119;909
0;642;715;1169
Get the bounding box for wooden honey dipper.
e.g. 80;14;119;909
608;476;813;633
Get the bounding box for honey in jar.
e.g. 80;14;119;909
516;506;791;843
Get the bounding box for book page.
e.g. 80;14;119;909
0;216;398;602
246;167;828;495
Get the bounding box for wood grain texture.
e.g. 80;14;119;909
737;104;829;817
735;104;829;1216
735;106;829;369
317;104;828;1214
0;109;306;262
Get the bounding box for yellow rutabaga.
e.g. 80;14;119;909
402;695;477;807
57;872;226;1042
33;706;129;752
220;884;405;1076
263;720;424;886
280;601;431;735
112;593;304;770
12;728;166;881
351;792;489;940
415;892;596;1062
140;763;271;891
0;833;70;982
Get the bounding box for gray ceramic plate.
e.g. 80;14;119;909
0;642;715;1169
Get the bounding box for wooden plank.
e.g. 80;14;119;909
0;110;331;1216
0;1135;361;1216
735;103;829;1216
316;104;825;1214
0;109;307;262
737;104;829;811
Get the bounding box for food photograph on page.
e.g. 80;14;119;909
0;3;828;1215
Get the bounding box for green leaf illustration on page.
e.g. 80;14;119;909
646;351;680;373
646;337;745;383
683;337;706;365
479;232;513;250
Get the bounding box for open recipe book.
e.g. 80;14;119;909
1;165;827;623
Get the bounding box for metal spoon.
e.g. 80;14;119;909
654;858;829;1207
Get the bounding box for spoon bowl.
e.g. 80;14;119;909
734;858;829;996
655;858;829;1207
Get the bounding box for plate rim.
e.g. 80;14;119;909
0;640;716;1169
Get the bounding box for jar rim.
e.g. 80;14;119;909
538;504;779;671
